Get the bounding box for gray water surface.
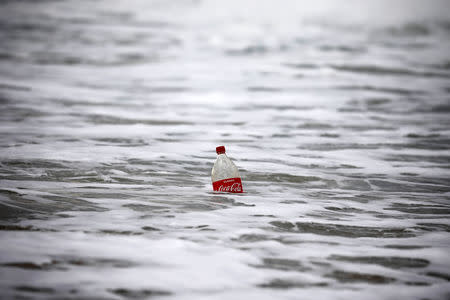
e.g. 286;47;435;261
0;0;450;299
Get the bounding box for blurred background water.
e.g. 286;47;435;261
0;0;449;299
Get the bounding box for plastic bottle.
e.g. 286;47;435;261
211;146;243;193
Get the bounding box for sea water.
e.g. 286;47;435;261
0;0;449;299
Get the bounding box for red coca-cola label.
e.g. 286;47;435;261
212;177;243;193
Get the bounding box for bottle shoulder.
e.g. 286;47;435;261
211;154;240;182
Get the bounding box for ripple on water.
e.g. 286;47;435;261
270;221;416;238
254;258;312;272
2;257;135;271
258;279;328;289
325;270;396;284
328;255;430;269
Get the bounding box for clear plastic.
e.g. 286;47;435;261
211;153;241;183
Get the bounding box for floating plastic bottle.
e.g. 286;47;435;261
211;146;243;193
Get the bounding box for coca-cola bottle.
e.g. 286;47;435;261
211;146;243;193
